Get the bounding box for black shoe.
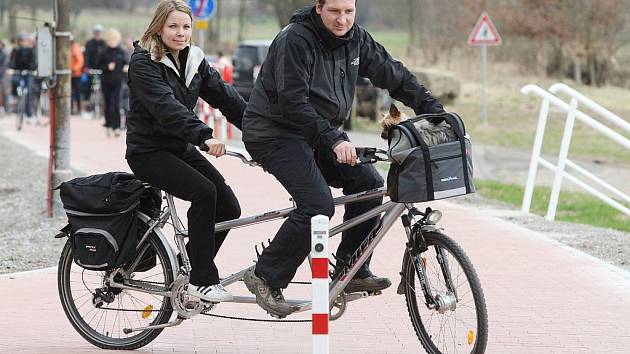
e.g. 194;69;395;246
243;268;298;317
344;272;392;294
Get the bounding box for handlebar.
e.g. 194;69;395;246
87;69;103;75
355;147;390;164
198;143;260;167
6;69;36;76
199;144;388;167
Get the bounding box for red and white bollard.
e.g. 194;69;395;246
311;215;329;354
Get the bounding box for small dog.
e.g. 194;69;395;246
379;104;407;140
379;103;457;146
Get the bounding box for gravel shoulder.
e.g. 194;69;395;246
0;135;68;274
1;131;629;275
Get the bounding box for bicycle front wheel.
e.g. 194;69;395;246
16;93;25;130
402;231;488;354
57;223;174;350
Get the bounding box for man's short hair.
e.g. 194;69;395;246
317;0;358;4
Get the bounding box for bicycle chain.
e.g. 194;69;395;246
97;306;311;323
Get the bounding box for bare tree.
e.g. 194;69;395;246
237;0;247;41
260;0;312;29
500;0;630;85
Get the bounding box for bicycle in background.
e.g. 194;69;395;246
8;69;35;131
87;69;103;119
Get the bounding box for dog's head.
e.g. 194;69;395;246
380;104;407;139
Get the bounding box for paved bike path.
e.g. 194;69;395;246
1;117;630;354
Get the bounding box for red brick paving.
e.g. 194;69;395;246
1;116;630;353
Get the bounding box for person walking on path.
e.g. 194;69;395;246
70;40;84;115
0;40;7;114
97;28;127;137
241;0;445;317
83;25;106;115
126;0;246;302
8;33;37;121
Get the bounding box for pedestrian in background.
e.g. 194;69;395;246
97;28;127;137
70;40;84;115
0;40;7;114
84;24;106;115
9;33;37;121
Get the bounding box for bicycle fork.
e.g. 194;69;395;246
397;209;458;313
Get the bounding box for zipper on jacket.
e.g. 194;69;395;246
340;68;348;121
330;51;341;120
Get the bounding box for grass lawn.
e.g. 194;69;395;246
475;180;630;233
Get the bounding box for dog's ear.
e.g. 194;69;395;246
389;103;401;118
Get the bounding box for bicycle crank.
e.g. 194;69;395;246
329;293;347;321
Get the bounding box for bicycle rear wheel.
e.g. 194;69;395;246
402;231;488;354
57;220;174;350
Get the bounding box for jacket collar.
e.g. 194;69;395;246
158;45;205;87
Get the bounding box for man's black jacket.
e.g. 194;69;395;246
125;43;245;158
9;47;36;71
242;6;444;150
84;38;106;69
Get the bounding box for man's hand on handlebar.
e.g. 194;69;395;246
203;138;226;157
333;141;357;166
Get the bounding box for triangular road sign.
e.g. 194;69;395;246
468;12;502;46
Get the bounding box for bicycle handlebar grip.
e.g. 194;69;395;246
198;143;209;152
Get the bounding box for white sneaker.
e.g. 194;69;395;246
187;284;233;302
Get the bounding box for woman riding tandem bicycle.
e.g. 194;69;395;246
125;0;245;302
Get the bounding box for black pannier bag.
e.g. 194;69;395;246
386;112;474;203
59;172;146;270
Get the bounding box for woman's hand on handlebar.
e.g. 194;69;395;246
203;138;226;157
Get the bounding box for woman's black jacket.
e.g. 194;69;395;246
126;42;245;158
96;46;128;85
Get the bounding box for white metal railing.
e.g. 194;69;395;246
520;83;630;221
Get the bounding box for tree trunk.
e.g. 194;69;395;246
587;54;597;86
215;0;222;44
237;0;246;41
52;0;73;217
573;58;582;84
0;0;5;27
406;0;416;58
8;1;16;38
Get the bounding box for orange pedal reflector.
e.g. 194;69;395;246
467;330;475;345
142;305;154;319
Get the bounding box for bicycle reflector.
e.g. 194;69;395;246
425;209;442;224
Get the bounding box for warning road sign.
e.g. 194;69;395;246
468;12;502;46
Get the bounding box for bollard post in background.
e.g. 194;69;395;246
311;215;329;354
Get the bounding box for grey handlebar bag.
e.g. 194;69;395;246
386;112;475;203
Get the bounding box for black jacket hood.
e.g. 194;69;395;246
290;5;354;50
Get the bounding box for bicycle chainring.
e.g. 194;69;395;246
170;276;204;319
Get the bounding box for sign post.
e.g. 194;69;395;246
188;0;217;51
468;12;502;125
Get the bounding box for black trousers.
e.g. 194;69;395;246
127;146;241;286
245;139;384;289
102;81;121;129
71;77;82;112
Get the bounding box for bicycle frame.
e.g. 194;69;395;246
116;187;406;312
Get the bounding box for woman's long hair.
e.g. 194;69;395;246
139;0;193;61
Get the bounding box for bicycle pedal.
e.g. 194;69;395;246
267;311;286;319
